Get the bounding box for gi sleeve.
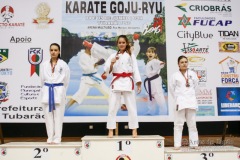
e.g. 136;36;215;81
132;54;141;83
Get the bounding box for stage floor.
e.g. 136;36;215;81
1;135;240;147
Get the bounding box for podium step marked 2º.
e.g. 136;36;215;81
81;135;165;160
0;142;82;160
165;146;240;160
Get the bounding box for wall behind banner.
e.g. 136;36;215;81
0;0;239;123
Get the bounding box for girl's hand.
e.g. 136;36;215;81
136;82;142;94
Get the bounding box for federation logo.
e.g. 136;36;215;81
116;154;131;160
178;14;191;28
0;82;9;104
219;42;240;53
1;5;14;23
33;3;53;27
0;49;8;63
28;48;43;76
175;3;187;12
1;148;6;156
0;6;24;28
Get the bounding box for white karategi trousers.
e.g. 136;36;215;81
174;108;199;147
107;90;139;129
43;102;65;143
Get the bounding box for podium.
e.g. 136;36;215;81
0;142;82;160
81;135;164;160
165;146;240;160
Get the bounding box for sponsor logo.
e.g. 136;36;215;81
0;49;8;63
0;81;9;104
0;5;13;23
181;43;209;54
219;57;239;85
116;154;131;160
0;5;25;28
33;3;53;28
28;48;43;76
178;14;191;28
219;31;239;40
219;42;240;53
177;31;213;41
193;17;232;26
226;90;236;101
0;68;12;75
175;3;187;12
183;0;231;2
196;89;213;106
217;87;240;116
188;56;206;63
10;36;32;43
188;55;206;67
189;5;231;12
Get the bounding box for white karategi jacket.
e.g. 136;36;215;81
104;51;141;91
169;69;199;111
40;59;70;105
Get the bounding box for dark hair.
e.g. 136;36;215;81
117;35;131;55
178;55;188;64
50;43;61;59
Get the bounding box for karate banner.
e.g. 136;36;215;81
62;0;169;122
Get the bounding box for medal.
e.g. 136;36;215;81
181;69;190;87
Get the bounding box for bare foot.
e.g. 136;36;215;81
108;129;113;138
190;146;200;150
173;147;181;150
132;129;137;138
121;104;127;111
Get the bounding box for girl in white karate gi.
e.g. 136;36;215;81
103;35;142;138
144;47;167;115
85;34;141;111
40;43;70;144
66;45;109;108
169;55;199;150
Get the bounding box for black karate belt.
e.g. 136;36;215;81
144;74;159;101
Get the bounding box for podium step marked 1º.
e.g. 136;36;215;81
0;142;82;160
81;135;165;160
165;146;240;160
